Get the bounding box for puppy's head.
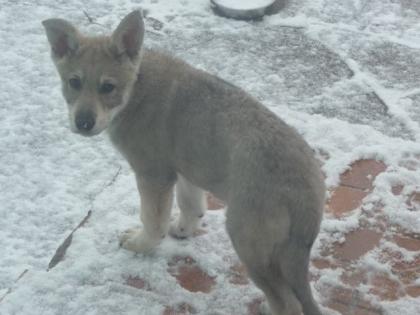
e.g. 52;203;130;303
42;11;144;136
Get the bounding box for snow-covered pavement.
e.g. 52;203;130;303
0;0;419;314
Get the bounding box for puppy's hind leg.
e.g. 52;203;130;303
170;174;206;238
279;242;323;315
226;204;302;315
253;240;323;315
252;272;302;315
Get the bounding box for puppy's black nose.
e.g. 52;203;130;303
75;111;95;132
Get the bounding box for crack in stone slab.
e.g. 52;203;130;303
47;210;92;270
0;269;28;304
47;166;122;271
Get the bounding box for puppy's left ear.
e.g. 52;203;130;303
112;10;145;60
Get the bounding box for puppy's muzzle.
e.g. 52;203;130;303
75;110;95;133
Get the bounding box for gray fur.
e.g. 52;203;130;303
43;11;325;315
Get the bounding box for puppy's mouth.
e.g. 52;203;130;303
73;128;102;137
70;122;107;137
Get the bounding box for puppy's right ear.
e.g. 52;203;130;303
42;19;80;59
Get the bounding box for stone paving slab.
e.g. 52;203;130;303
149;17;417;141
348;41;420;91
154;24;353;103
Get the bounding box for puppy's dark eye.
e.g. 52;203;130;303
69;77;82;90
99;83;115;94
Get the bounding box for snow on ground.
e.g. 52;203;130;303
0;0;419;314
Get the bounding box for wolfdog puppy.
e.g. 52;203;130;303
43;11;325;315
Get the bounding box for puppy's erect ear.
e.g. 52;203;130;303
42;19;80;59
111;10;144;59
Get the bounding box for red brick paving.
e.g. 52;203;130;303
228;263;249;285
391;184;404;196
369;273;404;301
167;256;216;294
406;191;420;210
406;285;420;298
393;234;420;251
327;186;369;216
327;286;382;315
125;275;150;290
340;159;387;191
334;229;383;261
165;159;418;314
319;159;420;313
312;258;334;270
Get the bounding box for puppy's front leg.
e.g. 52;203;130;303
170;174;206;238
120;175;174;253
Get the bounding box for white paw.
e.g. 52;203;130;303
169;214;202;239
119;227;160;253
169;221;194;239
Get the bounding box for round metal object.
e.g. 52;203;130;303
211;0;277;20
